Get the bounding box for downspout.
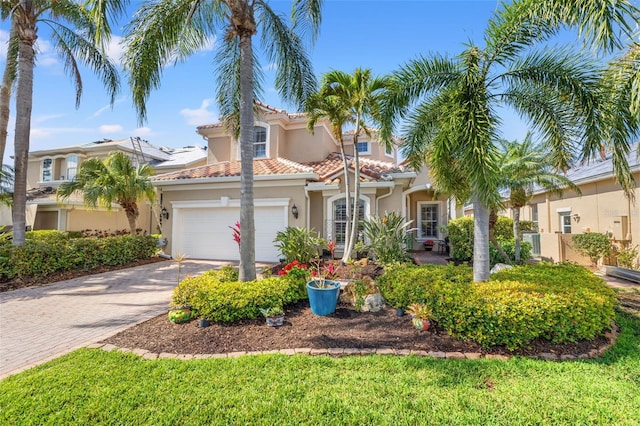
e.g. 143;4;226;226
627;197;633;242
375;184;394;216
304;185;311;231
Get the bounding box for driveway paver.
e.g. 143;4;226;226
0;259;256;379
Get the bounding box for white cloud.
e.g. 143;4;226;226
99;124;124;133
34;39;58;68
33;114;66;124
199;35;217;52
90;97;127;118
0;30;9;62
106;35;125;66
180;98;217;126
30;126;93;139
133;127;152;137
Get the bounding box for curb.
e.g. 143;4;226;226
87;322;619;362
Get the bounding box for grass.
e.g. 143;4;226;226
1;310;639;425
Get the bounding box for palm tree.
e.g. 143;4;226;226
57;152;155;234
498;134;580;263
124;0;322;281
0;17;17;168
3;0;123;247
305;69;389;262
383;3;619;282
305;89;353;262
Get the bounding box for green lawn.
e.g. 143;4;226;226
1;310;639;425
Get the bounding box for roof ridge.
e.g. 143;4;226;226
276;157;315;174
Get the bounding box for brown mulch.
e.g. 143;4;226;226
103;300;610;358
0;256;168;293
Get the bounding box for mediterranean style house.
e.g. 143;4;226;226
500;144;639;266
6;138;207;234
153;102;449;262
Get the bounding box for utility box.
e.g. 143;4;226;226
610;216;629;241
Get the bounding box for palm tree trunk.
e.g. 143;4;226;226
512;206;522;263
339;142;352;264
0;19;17;168
473;196;490;282
345;120;362;261
238;31;256;282
12;6;36;247
489;209;511;264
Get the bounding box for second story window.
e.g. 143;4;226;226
254;126;267;158
42;158;52;182
66;155;78;180
356;141;370;155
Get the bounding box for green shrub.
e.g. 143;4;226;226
273;226;325;264
361;212;413;265
378;262;615;350
447;216;518;261
572;232;612;265
25;230;71;243
171;270;308;322
2;234;156;279
617;245;639;269
489;239;532;266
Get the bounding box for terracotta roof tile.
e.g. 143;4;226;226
152;158;314;181
303;152;406;182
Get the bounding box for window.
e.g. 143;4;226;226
419;203;439;239
559;212;572;234
254;126;267;158
530;203;539;231
333;198;365;245
42;159;52;182
356;141;370;155
66;155;78;180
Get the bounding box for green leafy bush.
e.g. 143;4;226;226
617;245;639;270
361;212;413;265
25;230;72;243
273;227;325;264
572;232;612;265
378;262;615;350
489;238;532;266
2;234;157;279
447;217;474;261
171;270;307;322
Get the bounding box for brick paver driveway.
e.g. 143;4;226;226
0;259;239;379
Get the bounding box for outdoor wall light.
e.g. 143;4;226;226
291;204;299;219
161;207;170;220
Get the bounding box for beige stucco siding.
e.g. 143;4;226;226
279;127;335;163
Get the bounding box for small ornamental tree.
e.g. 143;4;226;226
572;232;612;266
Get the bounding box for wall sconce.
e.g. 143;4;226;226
571;213;580;223
291;204;299;219
161;207;169;220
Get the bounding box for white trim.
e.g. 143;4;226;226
235;121;269;159
153;173;317;187
325;193;371;245
171;197;290;209
355;140;371;155
556;207;572;213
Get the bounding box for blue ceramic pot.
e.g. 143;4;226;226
306;280;341;316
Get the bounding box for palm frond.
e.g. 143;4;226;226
289;0;323;45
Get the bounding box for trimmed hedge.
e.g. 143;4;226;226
378;262;616;350
1;234;157;280
171;270;308;322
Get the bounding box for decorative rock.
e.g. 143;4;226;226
358;348;376;355
132;348;149;357
193;354;211;359
343;348;360;355
177;354;193;360
465;352;482;360
310;348;328;355
279;349;296;356
490;263;514;274
228;351;247;358
396;349;411;356
142;352;158;360
328;348;344;355
446;352;465;359
427;351;446;358
376;348;395;355
362;293;385;312
560;354;576;360
262;350;280;355
118;347;132;354
294;348;312;354
158;352;176;359
588;349;600;358
410;350;428;357
210;353;228;359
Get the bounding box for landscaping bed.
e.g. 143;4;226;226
102;300;610;358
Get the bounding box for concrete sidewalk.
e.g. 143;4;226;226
0;259;259;379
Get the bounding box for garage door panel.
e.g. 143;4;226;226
174;206;285;262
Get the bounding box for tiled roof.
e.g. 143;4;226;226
303;152;407;182
152;157;315;181
196;101;307;131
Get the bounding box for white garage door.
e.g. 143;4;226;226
172;200;288;262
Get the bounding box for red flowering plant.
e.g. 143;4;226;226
229;221;241;249
310;260;340;288
327;240;335;259
278;260;311;281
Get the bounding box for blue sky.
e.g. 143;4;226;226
1;0;561;164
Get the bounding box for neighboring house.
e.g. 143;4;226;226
6;138;207;234
153;102;449;262
472;144;639;266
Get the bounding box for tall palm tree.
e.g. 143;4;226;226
3;0;123;247
498;134;580;263
57;152;155;234
305;89;353;262
383;3;619;282
124;0;322;281
306;69;389;261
